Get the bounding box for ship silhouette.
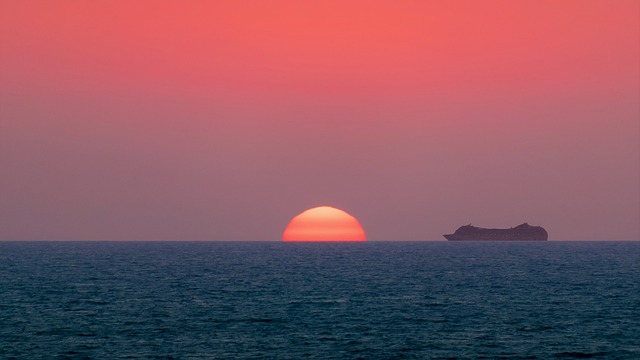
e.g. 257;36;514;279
444;223;548;241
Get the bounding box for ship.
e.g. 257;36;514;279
443;223;548;241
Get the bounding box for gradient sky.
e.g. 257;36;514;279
1;0;638;240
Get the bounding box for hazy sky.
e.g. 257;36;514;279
1;0;638;240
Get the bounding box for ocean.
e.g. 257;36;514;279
1;241;638;359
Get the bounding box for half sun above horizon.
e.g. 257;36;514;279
282;206;366;242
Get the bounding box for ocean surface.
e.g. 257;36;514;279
1;241;639;359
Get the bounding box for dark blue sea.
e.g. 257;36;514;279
1;241;639;359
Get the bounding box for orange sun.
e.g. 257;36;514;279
282;206;366;242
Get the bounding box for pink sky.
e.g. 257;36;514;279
1;0;638;240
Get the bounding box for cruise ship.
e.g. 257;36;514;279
444;223;548;241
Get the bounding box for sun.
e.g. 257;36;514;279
282;206;366;242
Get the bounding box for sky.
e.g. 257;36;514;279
1;0;638;241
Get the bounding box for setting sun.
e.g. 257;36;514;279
282;206;366;242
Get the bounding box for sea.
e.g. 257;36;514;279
1;241;638;359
